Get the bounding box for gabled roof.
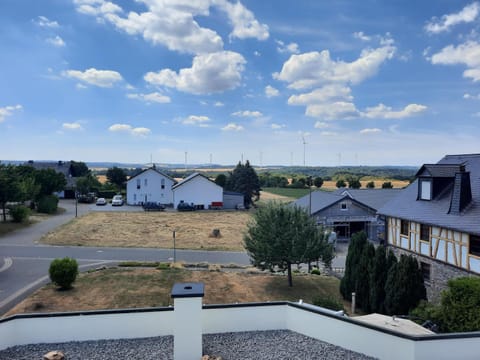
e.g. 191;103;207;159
172;172;220;190
333;188;404;210
293;188;402;214
378;154;480;236
127;167;175;183
415;164;463;178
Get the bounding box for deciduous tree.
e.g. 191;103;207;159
314;177;324;188
244;202;332;287
106;166;127;190
226;160;260;207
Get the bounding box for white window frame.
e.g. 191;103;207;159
420;179;432;200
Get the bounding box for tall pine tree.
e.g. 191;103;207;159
369;245;388;313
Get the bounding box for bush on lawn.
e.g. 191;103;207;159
49;257;79;290
9;205;30;223
37;195;59;214
313;296;345;312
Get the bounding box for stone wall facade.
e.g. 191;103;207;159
389;246;477;303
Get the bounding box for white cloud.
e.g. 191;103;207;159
74;0;268;54
219;0;269;41
131;127;151;136
274;42;395;89
306;102;359;120
314;122;329;129
231;110;263;117
62;122;83;130
214;101;224;107
182;115;211;127
360;128;381;134
46;35;65;47
271;123;286;129
431;41;480;81
0;104;22;123
288;85;353;105
222;122;244;131
288;85;358;120
35;16;59;28
127;92;171;104
353;31;371;41
276;40;299;54
362;103;427;119
320;131;338;136
265;85;280;98
144;51;245;94
109;123;151;136
464;92;480;99
63;68;123;87
425;2;480;34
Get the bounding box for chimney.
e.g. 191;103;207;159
449;169;472;215
171;282;204;360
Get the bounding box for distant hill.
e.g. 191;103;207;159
1;160;418;181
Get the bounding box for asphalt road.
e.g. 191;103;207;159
0;200;346;315
0;200;250;315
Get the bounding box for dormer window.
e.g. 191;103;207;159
420;179;432;200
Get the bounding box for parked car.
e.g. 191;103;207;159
177;201;195;211
112;195;124;206
143;202;165;211
96;197;107;206
77;192;96;204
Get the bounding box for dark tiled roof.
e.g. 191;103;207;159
293;188;402;214
378;154;480;236
415;164;462;178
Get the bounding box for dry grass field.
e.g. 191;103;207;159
41;211;252;251
4;267;341;317
321;180;408;190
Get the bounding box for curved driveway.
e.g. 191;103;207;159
0;200;249;315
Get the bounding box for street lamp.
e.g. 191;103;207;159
69;174;78;218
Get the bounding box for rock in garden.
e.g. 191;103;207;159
43;350;65;360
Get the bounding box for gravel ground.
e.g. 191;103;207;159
0;330;376;359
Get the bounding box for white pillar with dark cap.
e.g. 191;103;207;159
171;282;205;360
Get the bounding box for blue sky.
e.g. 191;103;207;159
1;0;479;166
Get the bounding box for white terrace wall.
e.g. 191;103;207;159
0;309;174;351
202;303;287;334
1;303;480;360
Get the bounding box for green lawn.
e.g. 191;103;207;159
262;187;312;199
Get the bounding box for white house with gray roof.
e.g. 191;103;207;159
293;188;402;241
378;153;480;301
172;172;223;209
126;168;176;205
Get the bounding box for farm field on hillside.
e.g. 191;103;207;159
41;211;252;251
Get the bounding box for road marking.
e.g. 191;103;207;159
0;260;113;311
0;257;13;273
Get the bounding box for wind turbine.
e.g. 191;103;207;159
302;134;307;167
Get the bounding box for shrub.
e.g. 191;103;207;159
9;205;30;223
313;296;345;312
37;195;59;214
311;268;321;275
49;257;79;290
439;277;480;332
